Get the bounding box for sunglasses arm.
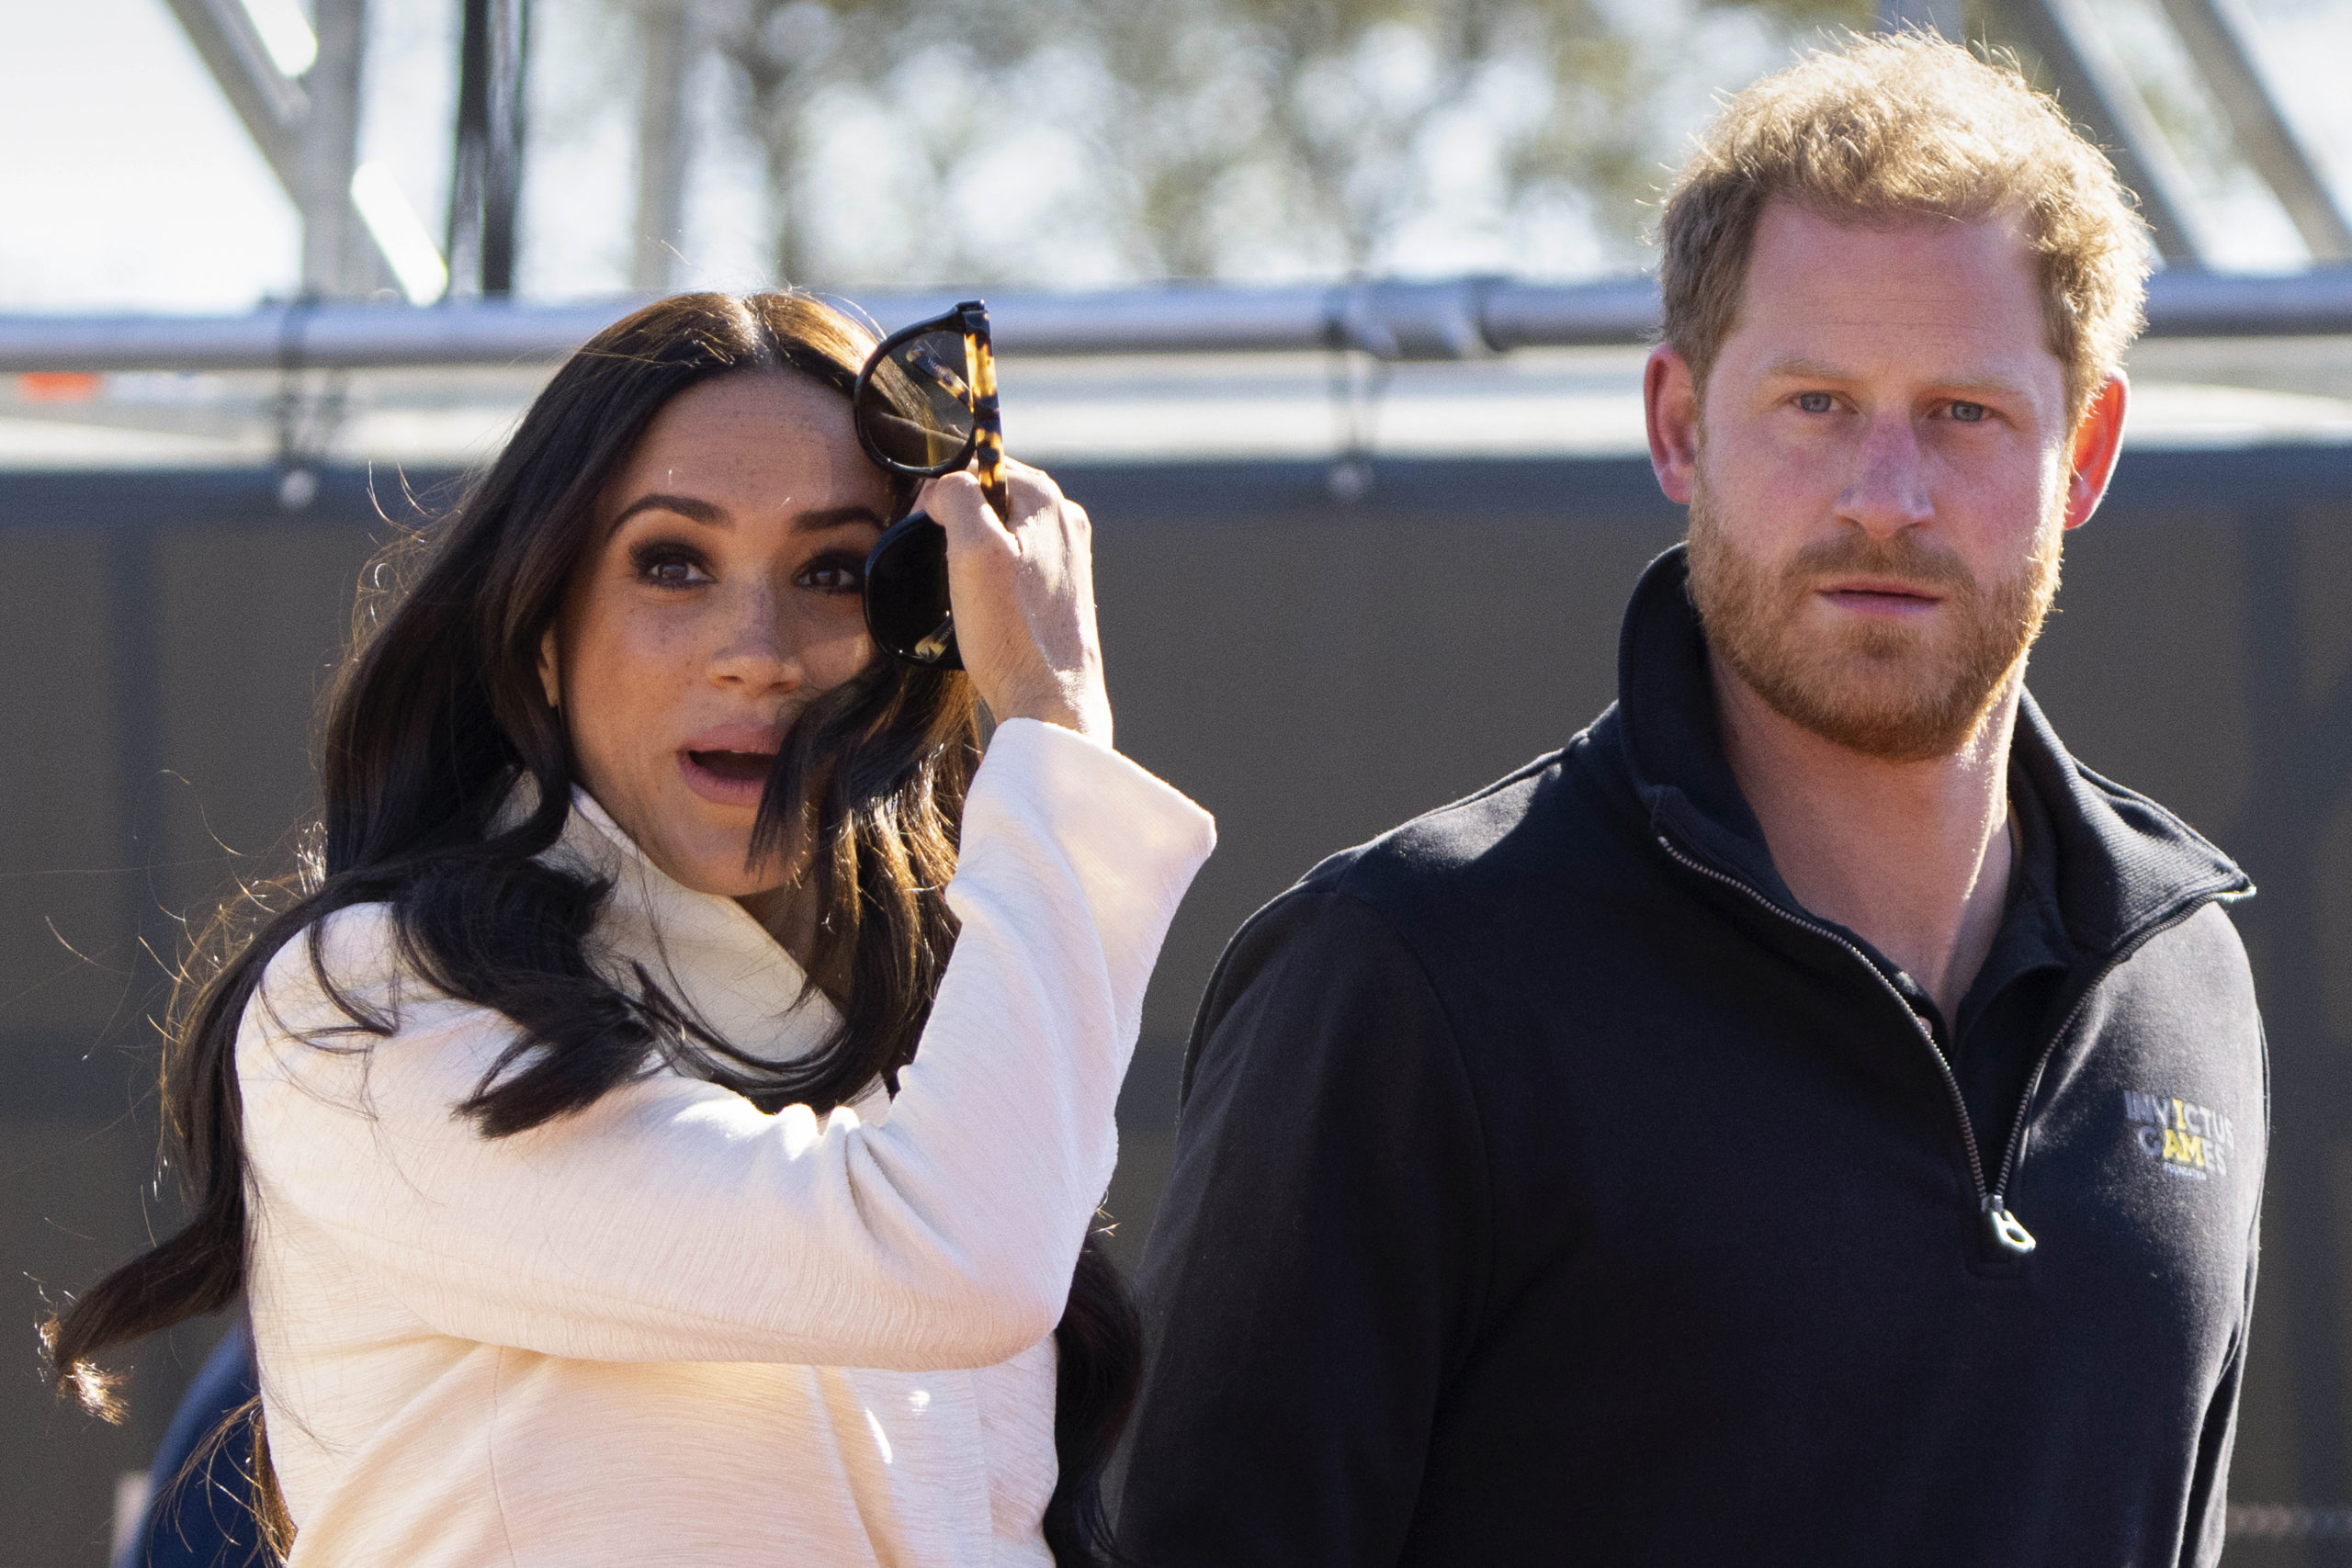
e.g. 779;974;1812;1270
959;307;1011;524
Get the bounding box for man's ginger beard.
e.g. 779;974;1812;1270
1685;468;2063;763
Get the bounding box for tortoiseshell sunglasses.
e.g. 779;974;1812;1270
851;299;1007;670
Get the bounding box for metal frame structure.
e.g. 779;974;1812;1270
1977;0;2215;265
0;265;2345;376
158;0;2348;309
162;0;392;296
1883;0;2352;271
163;0;531;301
159;0;311;193
2150;0;2352;262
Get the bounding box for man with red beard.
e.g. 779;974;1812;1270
1118;34;2264;1568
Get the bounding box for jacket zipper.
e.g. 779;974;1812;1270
1657;829;2242;1261
1655;831;2019;1256
1982;894;2237;1213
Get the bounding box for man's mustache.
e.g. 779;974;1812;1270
1783;532;1975;594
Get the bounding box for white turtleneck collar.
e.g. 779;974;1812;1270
548;785;848;1076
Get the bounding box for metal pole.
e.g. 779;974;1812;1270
2152;0;2352;263
4;268;2348;374
301;0;374;298
162;0;400;292
447;0;489;299
450;0;532;298
483;0;529;297
632;1;698;294
1984;0;2212;266
157;0;307;191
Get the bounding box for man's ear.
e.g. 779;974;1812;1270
1645;344;1702;506
2062;373;2129;532
537;625;562;711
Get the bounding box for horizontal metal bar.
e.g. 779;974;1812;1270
1;267;2347;375
2140;266;2352;337
982;284;1336;356
1479;276;1667;351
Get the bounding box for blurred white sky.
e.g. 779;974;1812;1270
0;0;2347;313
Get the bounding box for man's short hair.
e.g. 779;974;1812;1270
1659;32;2152;422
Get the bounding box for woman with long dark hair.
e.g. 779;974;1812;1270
45;291;1214;1566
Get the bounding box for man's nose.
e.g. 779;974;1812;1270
708;581;801;691
1837;412;1934;538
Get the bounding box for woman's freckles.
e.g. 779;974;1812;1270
548;370;890;906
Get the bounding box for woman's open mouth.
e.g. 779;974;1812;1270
679;747;780;807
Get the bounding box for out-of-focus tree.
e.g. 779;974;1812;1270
1211;0;1650;273
685;0;1853;285
613;0;2320;286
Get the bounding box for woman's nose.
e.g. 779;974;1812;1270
1838;413;1935;538
707;581;801;692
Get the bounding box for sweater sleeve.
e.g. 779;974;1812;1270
2181;1137;2264;1565
238;718;1214;1371
1114;887;1491;1568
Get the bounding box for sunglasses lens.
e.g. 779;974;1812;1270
857;328;977;473
863;511;961;668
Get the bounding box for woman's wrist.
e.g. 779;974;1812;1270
994;675;1112;749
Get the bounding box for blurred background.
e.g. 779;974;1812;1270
3;0;2350;1561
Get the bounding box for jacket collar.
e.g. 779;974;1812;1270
545;788;845;1068
1610;544;2251;958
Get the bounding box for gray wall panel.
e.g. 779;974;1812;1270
0;532;130;1046
153;524;380;921
4;452;2349;1560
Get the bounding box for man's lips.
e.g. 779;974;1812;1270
1817;578;1945;615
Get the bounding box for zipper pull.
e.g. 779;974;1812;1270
1981;1196;2037;1257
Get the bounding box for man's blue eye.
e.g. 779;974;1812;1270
1797;392;1835;413
1951;401;1987;423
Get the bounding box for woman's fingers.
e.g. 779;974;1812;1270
922;471;1008;555
917;462;1112;747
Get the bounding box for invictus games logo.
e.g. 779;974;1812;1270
2124;1090;2235;1179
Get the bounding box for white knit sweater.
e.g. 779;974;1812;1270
239;719;1216;1566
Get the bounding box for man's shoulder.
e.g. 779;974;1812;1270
1182;744;1611;1107
2116;899;2261;1028
1283;730;1623;940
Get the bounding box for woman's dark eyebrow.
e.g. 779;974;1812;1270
607;497;884;536
795;503;889;533
608;492;727;535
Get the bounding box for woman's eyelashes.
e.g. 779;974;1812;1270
629;539;715;588
796;550;866;594
627;536;867;595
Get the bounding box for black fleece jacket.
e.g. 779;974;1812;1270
1118;547;2267;1568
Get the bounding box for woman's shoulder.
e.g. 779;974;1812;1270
238;900;510;1122
254;901;404;1003
243;902;435;1061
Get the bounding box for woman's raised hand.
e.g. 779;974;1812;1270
920;461;1113;749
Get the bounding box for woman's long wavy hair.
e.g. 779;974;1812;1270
44;291;1140;1566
